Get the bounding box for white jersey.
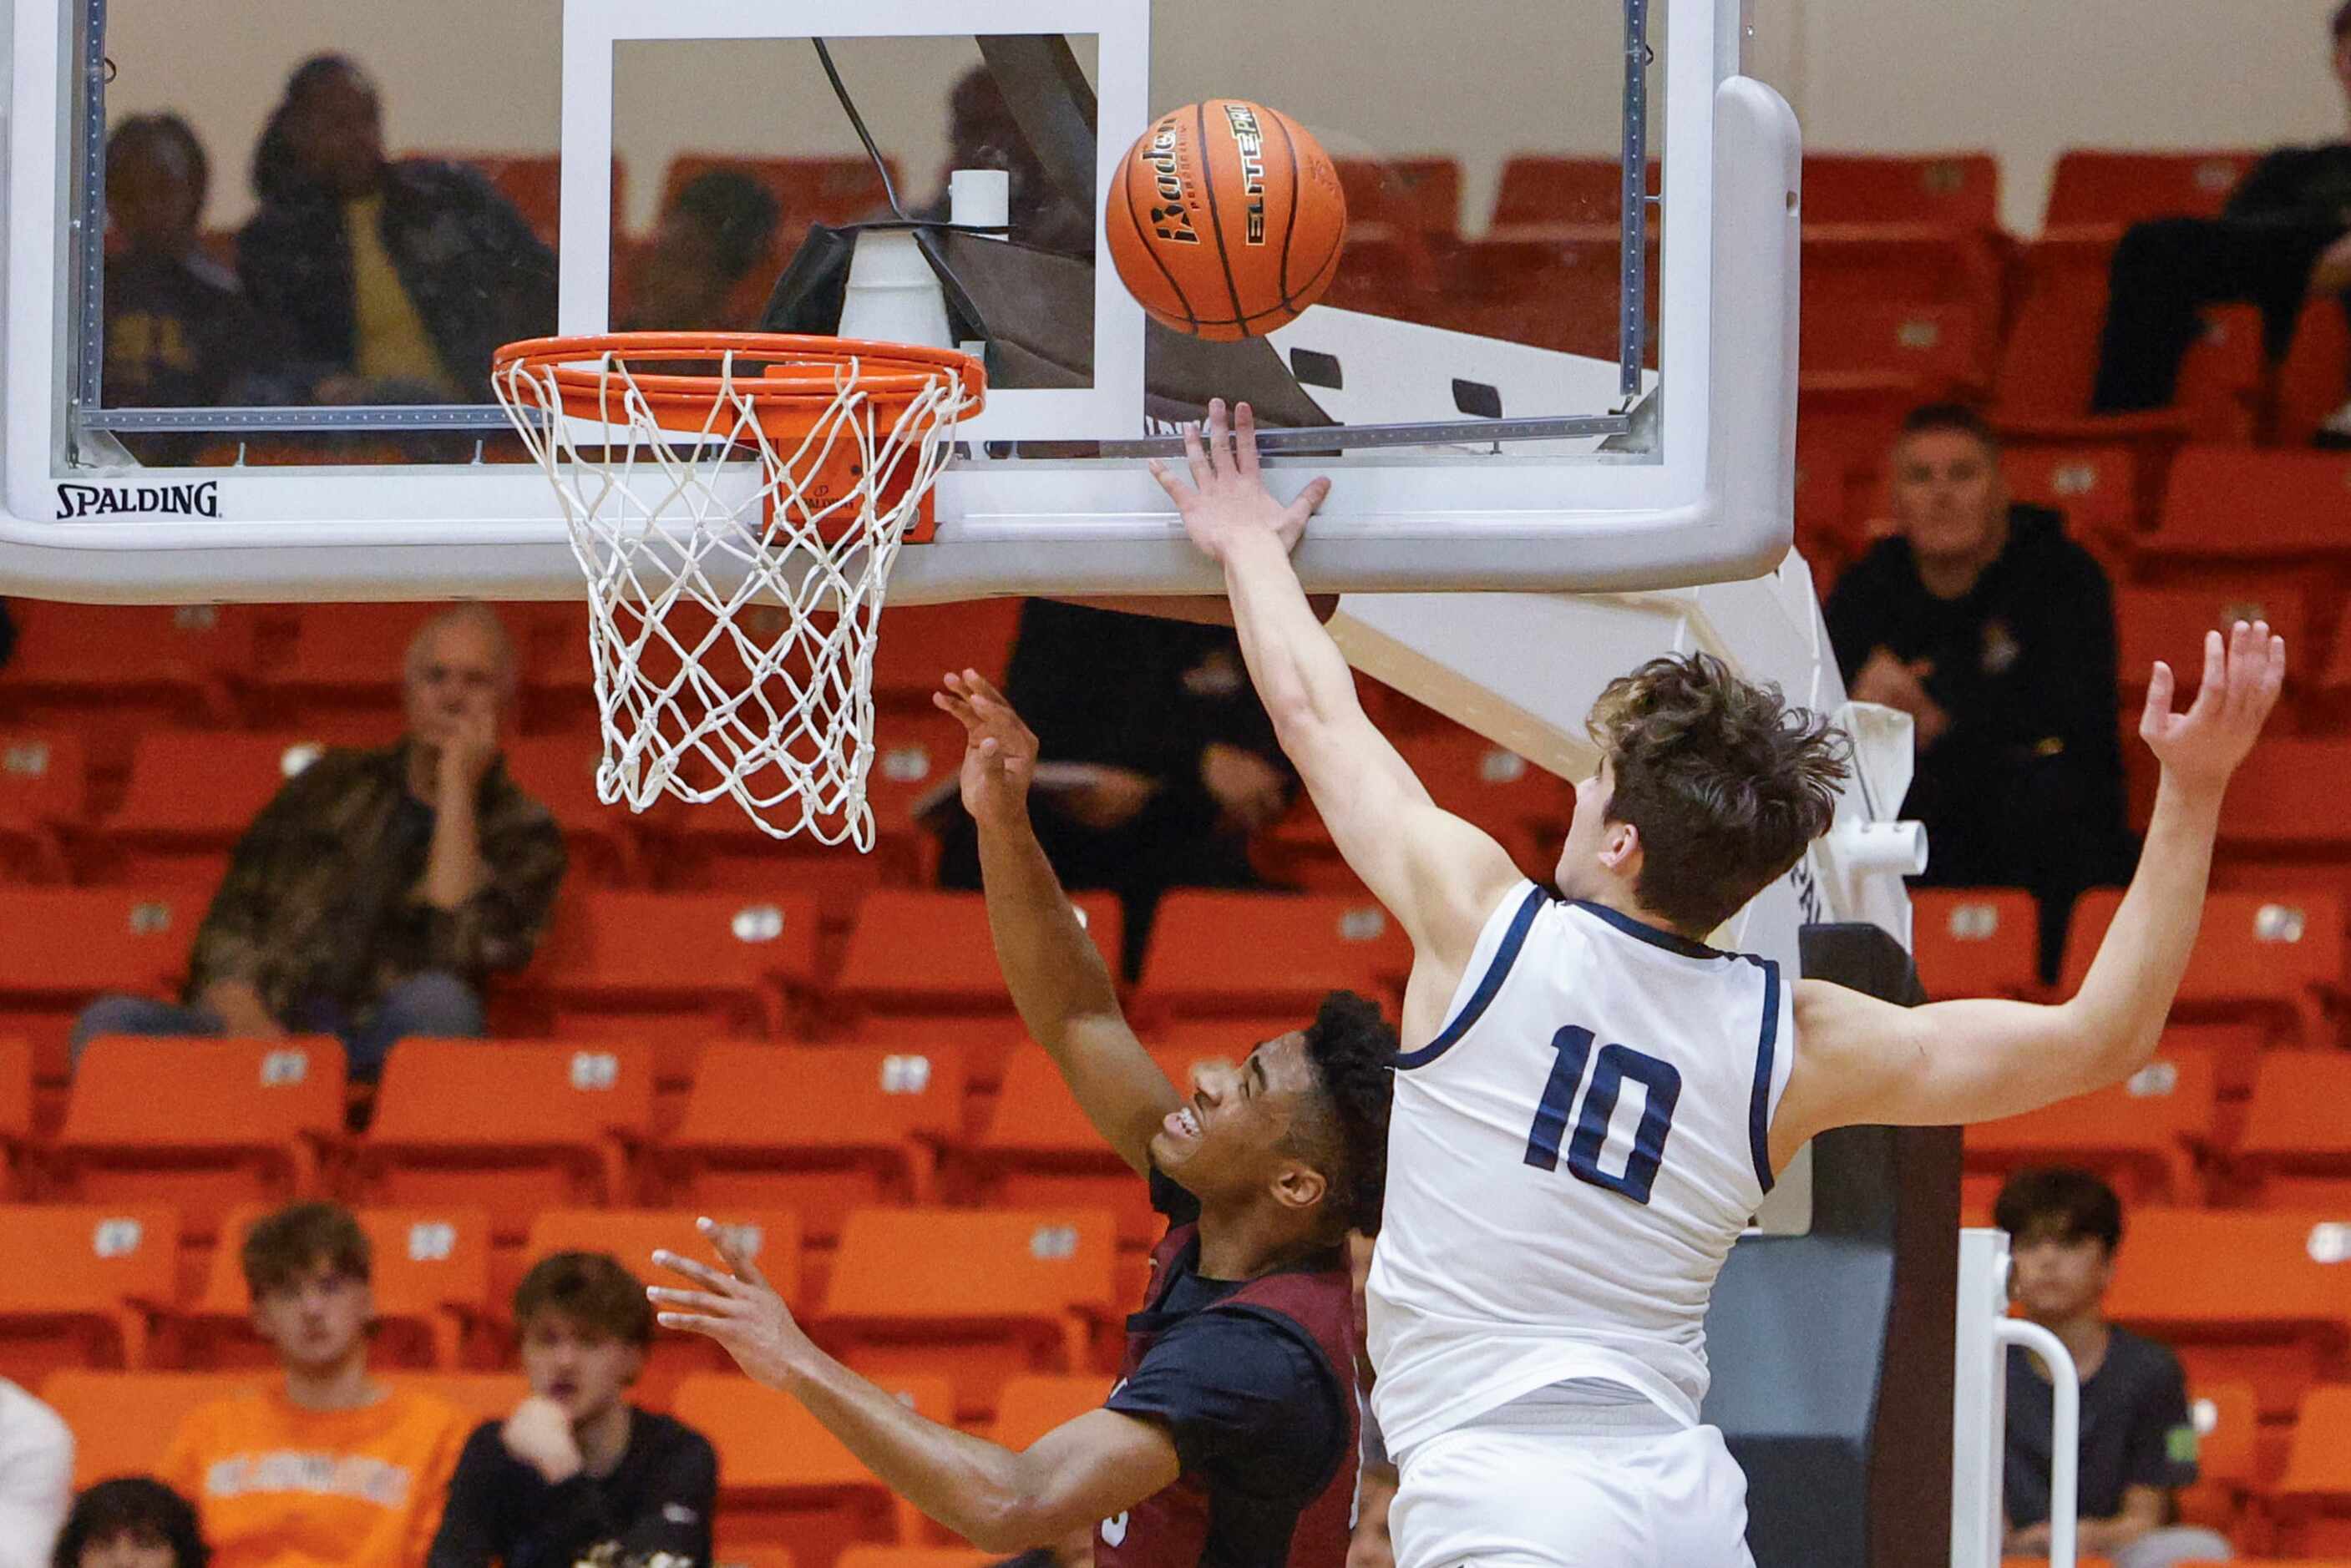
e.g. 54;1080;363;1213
1367;881;1794;1455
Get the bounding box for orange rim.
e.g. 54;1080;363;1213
492;332;986;428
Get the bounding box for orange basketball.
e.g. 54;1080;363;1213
1107;100;1347;342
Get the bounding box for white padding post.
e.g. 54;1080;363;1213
839;231;952;348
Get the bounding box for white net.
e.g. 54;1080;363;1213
494;343;981;847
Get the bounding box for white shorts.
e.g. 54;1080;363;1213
1391;1419;1757;1568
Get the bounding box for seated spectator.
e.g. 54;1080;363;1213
930;65;1093;257
936;600;1298;974
2090;1;2351;442
70;605;566;1077
0;1377;72;1567
0;597;14;673
1995;1168;2230;1568
103;115;286;413
621;169;783;331
428;1252;715;1567
1824;405;2133;979
237;55;556;404
50;1477;209;1568
158;1203;467;1568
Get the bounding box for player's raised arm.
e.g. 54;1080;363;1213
936;669;1180;1175
1152;399;1522;972
1772;621;2287;1166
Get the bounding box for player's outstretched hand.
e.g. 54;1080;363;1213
935;668;1039;827
1150;398;1332;564
2140;619;2286;799
649;1218;813;1392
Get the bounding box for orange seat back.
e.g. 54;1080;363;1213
1909;889;2041;999
521;1207;804;1312
835;891;1122;1014
1137;892;1411;1017
369;1039;656;1151
2001;445;2142;544
990;1373;1112;1449
2279;1384;2351;1500
2043;149;2262;229
2154;450;2351;559
675;1044;965;1156
677;1370;952;1489
823;1208;1118;1325
2059;890;2343;1010
62;1034;346;1151
2105;1210;2351;1332
38;1369;267;1487
1802;152;2001;233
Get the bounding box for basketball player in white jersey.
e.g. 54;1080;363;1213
1151;400;2287;1568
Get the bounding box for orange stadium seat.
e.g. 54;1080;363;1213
990;1373;1112;1449
676;1369;950;1560
841;1014;1032;1100
820;1207;1118;1424
1908;889;2042;999
2236;1055;2351;1211
655;1044;963;1245
2150;449;2351;562
47;1036;347;1242
0;1204;177;1383
1489;155;1639;234
2104;1209;2351;1419
1801;151;2001;233
2179;1382;2261;1537
1964;1051;2215;1210
2001;444;2145;545
389;1369;532;1429
418;152;623;248
2113;584;2314;706
1334;156;1463;240
170;1203;489;1371
2276;296;2351;448
2059;889;2343;1044
0;602;256;731
1396;730;1573;855
0;886;204;1080
2042;149;2263;229
834;891;1122;1017
1136;892;1411;1019
868;599;1024;709
0;727;84;883
99;731;327;887
252;603;454;736
356;1040;656;1242
2211;742;2351;862
661;154;900;233
499;735;648;888
2275;1385;2351;1553
1799;301;1993;399
527;891;822;1060
38;1368;267;1487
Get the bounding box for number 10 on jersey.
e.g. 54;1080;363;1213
1525;1027;1683;1206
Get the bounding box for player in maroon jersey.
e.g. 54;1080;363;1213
651;670;1393;1568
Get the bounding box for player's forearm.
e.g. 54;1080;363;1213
975;800;1125;1048
1219;532;1366;749
2065;770;2223;1070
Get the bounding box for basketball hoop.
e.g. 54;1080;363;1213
491;332;985;847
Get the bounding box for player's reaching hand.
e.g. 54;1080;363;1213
1152;398;1332;564
649;1218;813;1391
935;668;1039;827
2138;620;2286;799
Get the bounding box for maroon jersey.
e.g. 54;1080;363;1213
1097;1185;1360;1568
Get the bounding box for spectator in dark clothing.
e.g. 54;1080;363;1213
0;600;14;672
2091;2;2351;440
51;1476;210;1568
1825;406;2136;979
428;1252;716;1568
929;66;1094;257
1994;1168;2230;1568
103;115;288;414
937;600;1299;975
68;605;566;1076
236;55;556;404
621;169;783;331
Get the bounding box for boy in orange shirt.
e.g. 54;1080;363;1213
159;1201;467;1568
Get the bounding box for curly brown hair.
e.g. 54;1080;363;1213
1585;652;1851;933
241;1201;370;1297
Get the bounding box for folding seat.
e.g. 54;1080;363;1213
1134;892;1411;1019
0;1204;177;1383
0;727;84;883
1800;226;2002;326
2000;444;2145;545
1801;152;2000;235
99;731;329;888
990;1373;1113;1449
1393;730;1573;858
46;1035;347;1244
1963;1050;2214;1207
661;154;901;232
2149;449;2351;563
0;886;202;1080
388;1370;532;1429
1908;889;2041;1000
676;1369;950;1560
841;1013;1031;1100
38;1368;266;1486
1796;301;1993;400
526;891;822;1066
2211;742;2351;863
499;735;649;888
0;602;256;733
2273;296;2351;448
1333;156;1463;240
0;1039;28;1198
867;599;1024;710
416;153;622;249
251;603;457;738
833;891;1122;1018
2176;1381;2261;1537
2042;149;2265;230
1488;155;1644;235
354;1039;656;1243
2273;1385;2351;1553
818;1207;1118;1424
655;1044;963;1245
2102;1208;2351;1419
2058;889;2343;1044
2113;584;2314;711
169;1203;488;1372
2234;1055;2351;1211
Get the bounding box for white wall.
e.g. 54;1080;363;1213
100;0;2350;238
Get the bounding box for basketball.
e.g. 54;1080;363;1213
1106;100;1347;342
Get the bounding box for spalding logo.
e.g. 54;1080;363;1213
56;480;221;519
1146;118;1200;245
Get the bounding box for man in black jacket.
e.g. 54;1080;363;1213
1825;405;2136;978
2090;0;2351;436
237;54;556;404
429;1252;717;1568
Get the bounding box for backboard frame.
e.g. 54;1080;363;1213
0;0;1799;603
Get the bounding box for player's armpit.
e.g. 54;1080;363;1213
991;1409;1183;1553
1767;979;2143;1169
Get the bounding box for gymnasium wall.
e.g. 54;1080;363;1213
100;0;2348;237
